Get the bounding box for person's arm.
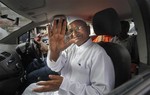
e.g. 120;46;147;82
34;34;48;54
59;50;115;95
39;41;48;53
48;18;75;62
46;50;67;72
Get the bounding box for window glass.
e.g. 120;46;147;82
0;2;31;40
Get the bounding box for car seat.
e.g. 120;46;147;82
92;8;131;88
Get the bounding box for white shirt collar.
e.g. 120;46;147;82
75;38;93;50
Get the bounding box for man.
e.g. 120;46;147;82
111;21;139;75
22;16;115;95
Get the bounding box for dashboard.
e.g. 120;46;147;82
0;44;23;81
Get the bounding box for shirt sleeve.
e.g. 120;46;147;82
59;49;115;95
46;50;67;72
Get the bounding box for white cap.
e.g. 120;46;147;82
89;24;96;36
66;16;85;25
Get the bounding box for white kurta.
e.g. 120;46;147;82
22;39;115;95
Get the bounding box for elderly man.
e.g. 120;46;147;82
22;16;115;95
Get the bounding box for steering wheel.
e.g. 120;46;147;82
16;39;44;69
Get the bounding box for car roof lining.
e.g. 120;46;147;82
0;0;132;22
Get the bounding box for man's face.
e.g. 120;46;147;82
67;20;90;46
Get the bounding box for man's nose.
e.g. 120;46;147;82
73;30;79;35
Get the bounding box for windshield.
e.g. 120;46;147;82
0;2;31;40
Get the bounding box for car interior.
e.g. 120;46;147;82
0;0;150;95
92;8;131;88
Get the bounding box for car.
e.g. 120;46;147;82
0;0;150;95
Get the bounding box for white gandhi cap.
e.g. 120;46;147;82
66;16;85;25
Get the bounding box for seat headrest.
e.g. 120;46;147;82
92;8;121;36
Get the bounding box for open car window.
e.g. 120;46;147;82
0;2;31;40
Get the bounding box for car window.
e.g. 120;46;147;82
0;2;31;40
18;24;48;44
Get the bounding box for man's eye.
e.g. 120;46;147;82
75;27;79;31
75;26;82;31
68;29;73;34
66;30;72;35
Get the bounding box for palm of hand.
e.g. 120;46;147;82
33;75;63;92
48;19;75;53
50;32;66;52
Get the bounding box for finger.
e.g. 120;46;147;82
48;24;52;37
32;85;50;92
36;80;54;86
52;20;57;34
48;25;53;47
57;18;63;34
65;38;76;47
61;19;67;35
49;75;61;80
48;25;52;46
64;36;77;49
